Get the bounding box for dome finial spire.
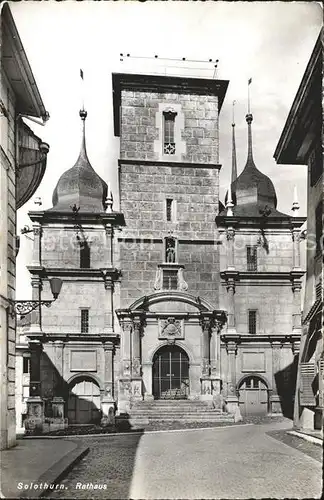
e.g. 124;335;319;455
245;78;255;167
231;100;238;182
78;108;88;162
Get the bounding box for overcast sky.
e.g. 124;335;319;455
12;1;321;298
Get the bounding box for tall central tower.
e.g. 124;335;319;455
113;73;229;410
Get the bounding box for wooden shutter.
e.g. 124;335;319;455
300;363;316;406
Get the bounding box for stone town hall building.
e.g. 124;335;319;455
21;73;305;431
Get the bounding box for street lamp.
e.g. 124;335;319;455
10;277;63;318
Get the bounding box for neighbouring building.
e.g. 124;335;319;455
274;31;323;434
217;111;305;418
0;3;49;449
20;70;306;431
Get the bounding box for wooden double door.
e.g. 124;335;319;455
238;376;269;416
153;345;189;399
67;378;101;424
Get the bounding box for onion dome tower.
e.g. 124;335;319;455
223;112;288;218
49;110;108;212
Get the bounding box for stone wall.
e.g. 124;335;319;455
119;162;220;309
0;69;17;450
120;91;219;164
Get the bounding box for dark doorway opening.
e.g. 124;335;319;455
152;345;189;399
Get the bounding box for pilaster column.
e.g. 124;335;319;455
132;315;143;377
29;275;42;333
120;319;132;378
103;342;115;400
25;340;44;434
291;229;301;270
270;341;282;414
226;227;235;271
225;341;242;420
226;341;237;397
226;279;236;331
105;224;113;267
101;342;116;426
292;280;302;332
29;340;42;397
31;223;42;267
200;315;211;377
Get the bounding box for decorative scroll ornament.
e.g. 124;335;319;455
11;300;52;318
153;267;162;290
178;268;188;291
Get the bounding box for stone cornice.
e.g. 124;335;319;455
28;210;125;227
26;332;120;343
216;215;306;229
112;72;229;136
27;267;122;281
220;270;305;281
118;159;222;170
221;333;301;344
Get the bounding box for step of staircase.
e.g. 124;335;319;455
118;400;235;426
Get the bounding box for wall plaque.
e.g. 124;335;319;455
70;350;97;372
242;351;265;373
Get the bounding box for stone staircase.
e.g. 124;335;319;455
117;400;234;427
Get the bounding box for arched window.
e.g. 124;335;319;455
163;110;177;155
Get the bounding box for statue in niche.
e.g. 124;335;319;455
165;237;176;263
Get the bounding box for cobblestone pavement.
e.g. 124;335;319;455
49;421;322;500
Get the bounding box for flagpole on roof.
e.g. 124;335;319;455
80;68;85;111
248;77;252;114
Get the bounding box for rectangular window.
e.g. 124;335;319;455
81;309;89;333
80;242;91;268
23;357;30;374
163;110;177;155
247;245;258;271
166;199;173;222
248;310;257;335
162;269;178;290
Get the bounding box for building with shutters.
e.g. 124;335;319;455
274;31;323;434
0;3;49;449
20;70;307;431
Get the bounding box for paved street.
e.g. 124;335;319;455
50;421;322;499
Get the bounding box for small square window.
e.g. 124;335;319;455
162;269;178;290
248;310;257;335
81;309;89;333
247;246;258;271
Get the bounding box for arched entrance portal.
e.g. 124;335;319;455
153;345;189;399
238;375;269;417
67;377;101;424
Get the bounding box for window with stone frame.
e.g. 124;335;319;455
80;308;89;333
248;309;257;335
246;245;258;271
162;269;178;290
315;200;323;256
166;199;173;222
163;110;177;155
